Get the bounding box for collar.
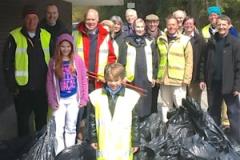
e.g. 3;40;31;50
102;85;125;97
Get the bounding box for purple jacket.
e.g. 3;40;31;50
47;54;89;109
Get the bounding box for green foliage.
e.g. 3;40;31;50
72;0;240;30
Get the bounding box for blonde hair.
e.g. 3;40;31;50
104;63;125;81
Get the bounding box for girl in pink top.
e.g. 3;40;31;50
46;33;88;155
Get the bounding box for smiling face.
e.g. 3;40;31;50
146;20;159;32
85;9;99;31
166;18;178;35
183;18;195;34
107;77;122;91
134;19;145;36
216;18;230;37
60;40;72;59
46;5;59;26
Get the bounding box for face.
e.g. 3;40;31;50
85;10;99;31
134;21;145;36
126;12;137;24
46;5;59;25
107;77;122;91
167;18;178;35
174;12;185;27
113;22;121;33
60;41;72;58
24;14;39;32
208;13;219;26
146;20;159;32
216;19;230;37
183;18;195;33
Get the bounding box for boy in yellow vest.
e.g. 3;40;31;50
88;63;140;160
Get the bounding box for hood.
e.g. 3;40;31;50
56;33;74;46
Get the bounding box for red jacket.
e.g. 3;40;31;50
77;22;116;88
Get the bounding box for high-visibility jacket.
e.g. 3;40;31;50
10;27;50;85
201;24;211;42
72;30;110;80
89;88;140;160
157;33;192;84
125;38;153;82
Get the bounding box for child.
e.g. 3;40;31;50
46;33;88;155
88;63;140;160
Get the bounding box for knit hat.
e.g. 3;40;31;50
145;14;159;21
56;33;74;46
22;4;38;18
207;6;221;16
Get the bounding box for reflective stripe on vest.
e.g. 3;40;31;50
10;27;50;85
125;39;153;82
73;30;109;80
89;88;140;160
157;35;190;80
202;24;211;42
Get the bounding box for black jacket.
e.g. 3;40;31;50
203;33;240;94
3;26;53;93
88;86;140;147
190;32;206;82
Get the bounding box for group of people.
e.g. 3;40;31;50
2;3;240;159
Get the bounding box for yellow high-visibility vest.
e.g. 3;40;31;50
157;34;190;80
72;30;109;80
10;27;50;85
89;88;140;160
201;24;211;42
125;38;153;82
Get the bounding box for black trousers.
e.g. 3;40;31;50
207;81;240;144
14;89;48;137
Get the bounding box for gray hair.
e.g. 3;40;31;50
110;15;123;26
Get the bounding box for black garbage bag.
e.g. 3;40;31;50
134;112;166;160
137;97;240;160
21;117;56;160
55;142;96;160
0;135;33;160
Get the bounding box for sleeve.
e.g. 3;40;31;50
199;37;207;82
107;38;117;64
183;41;193;84
88;102;98;144
233;39;240;92
46;59;58;109
79;57;89;106
117;40;128;66
3;35;17;93
131;101;140;147
151;41;160;79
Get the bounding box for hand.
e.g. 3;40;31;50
233;91;240;96
132;147;139;153
151;79;156;87
91;143;98;150
199;82;206;90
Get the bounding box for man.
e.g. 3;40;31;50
72;9;116;142
157;16;193;122
201;6;221;42
200;15;240;144
72;8;116;91
40;3;68;44
172;10;187;33
145;14;163;40
3;5;52;137
145;14;162;113
122;8;138;37
183;16;206;105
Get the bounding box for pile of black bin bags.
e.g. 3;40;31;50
18;98;240;160
135;98;240;160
